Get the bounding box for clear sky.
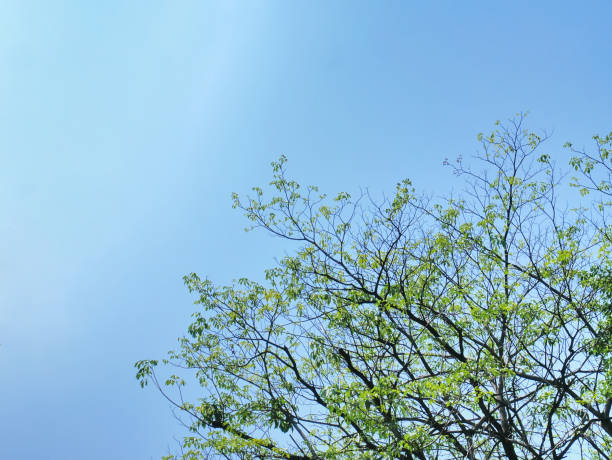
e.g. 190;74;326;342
1;1;610;458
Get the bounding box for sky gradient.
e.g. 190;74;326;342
1;1;611;458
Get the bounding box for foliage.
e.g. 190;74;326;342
137;116;612;459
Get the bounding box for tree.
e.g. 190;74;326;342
137;116;612;459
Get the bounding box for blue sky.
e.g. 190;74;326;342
1;1;610;458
